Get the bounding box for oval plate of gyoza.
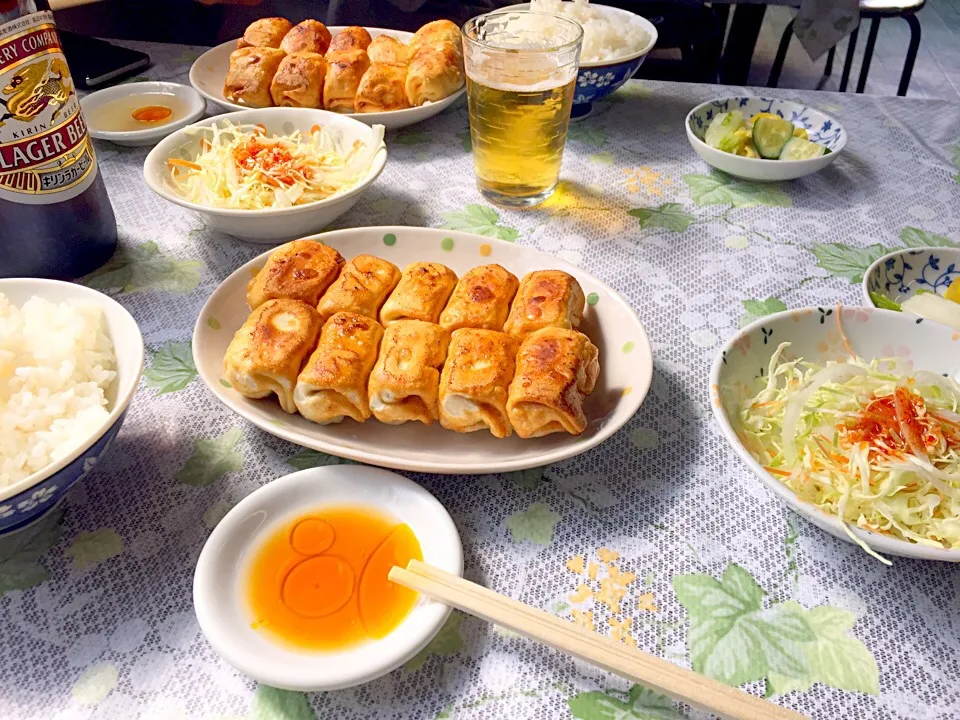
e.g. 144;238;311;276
192;227;653;474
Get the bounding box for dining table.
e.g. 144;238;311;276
1;39;959;720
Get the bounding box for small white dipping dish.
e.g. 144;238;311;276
193;465;463;691
143;107;387;244
81;81;206;147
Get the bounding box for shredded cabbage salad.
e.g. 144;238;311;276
737;342;960;562
165;121;384;210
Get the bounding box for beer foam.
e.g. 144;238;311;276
465;11;580;91
466;70;577;93
466;50;578;92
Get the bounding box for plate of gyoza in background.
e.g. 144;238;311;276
189;19;466;131
192;227;653;474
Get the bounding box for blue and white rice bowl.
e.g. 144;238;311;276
686;96;847;182
510;3;658;118
0;279;144;535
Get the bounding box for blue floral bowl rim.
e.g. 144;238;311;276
0;278;145;505
505;3;658;67
685;96;848;163
862;246;960;307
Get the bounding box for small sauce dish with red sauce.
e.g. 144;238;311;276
193;464;462;690
81;81;205;147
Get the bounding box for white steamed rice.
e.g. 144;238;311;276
0;293;117;487
531;0;650;63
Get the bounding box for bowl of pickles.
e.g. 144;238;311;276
863;246;960;332
685;96;846;182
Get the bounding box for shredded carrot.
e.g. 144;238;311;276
310;124;321;135
254;123;267;135
814;434;847;466
200;137;212;151
167;158;202;171
258;171;282;188
835;302;856;358
764;466;793;477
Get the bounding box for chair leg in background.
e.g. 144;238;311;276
898;13;921;96
856;17;882;93
838;24;859;92
767;18;794;87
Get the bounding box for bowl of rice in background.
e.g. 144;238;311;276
522;0;658;118
0;278;144;535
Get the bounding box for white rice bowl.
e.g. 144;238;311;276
0;293;117;487
531;0;652;63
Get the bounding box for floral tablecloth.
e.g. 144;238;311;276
3;40;960;720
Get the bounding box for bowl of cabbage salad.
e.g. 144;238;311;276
711;304;960;563
687;97;845;182
144;107;387;243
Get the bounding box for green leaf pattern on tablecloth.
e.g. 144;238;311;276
811;227;957;283
950;140;960;182
0;507;62;595
394;130;430;146
899;226;959;248
672;565;877;695
286;449;354;470
741;298;788;327
568;686;687;720
810;243;895;283
144;341;197;394
406;612;464;671
628;203;695;232
682;171;792;208
506;503;561;545
177;428;244;486
507;467;545;491
439;205;519;242
568;124;608;148
84;241;202;294
767;604;879;696
252;686;315;720
65;529;124;570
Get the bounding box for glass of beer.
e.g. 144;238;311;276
462;11;583;207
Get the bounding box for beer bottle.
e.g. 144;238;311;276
0;0;117;279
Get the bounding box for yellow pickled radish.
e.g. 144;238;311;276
946;276;960;304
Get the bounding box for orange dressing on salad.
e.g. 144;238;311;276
246;506;422;651
838;387;953;458
232;137;307;186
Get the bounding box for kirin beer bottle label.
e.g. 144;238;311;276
0;8;98;204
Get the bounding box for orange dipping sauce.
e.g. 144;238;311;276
132;105;173;124
246;506;423;651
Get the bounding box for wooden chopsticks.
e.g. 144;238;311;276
389;560;806;720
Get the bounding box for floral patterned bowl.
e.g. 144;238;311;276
0;279;144;536
862;247;960;316
710;306;960;562
510;3;658;119
686;97;846;182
